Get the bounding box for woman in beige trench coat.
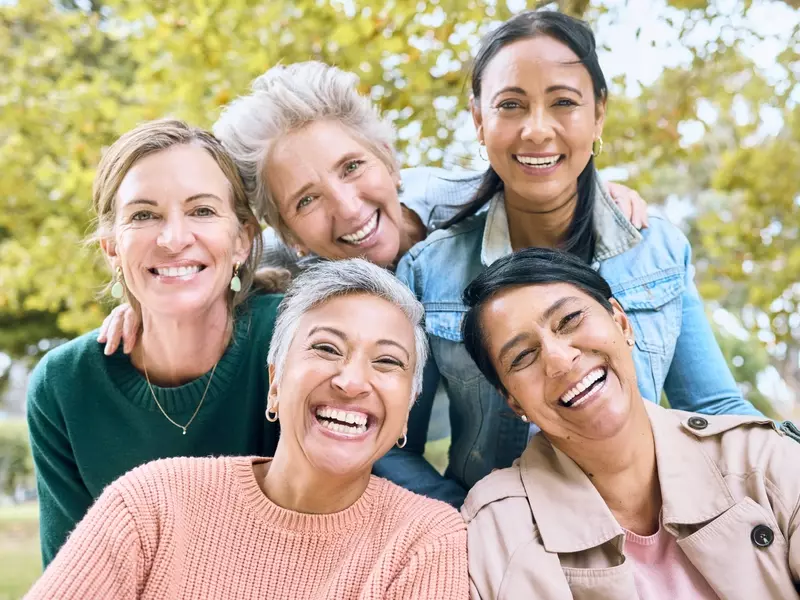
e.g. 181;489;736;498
460;247;800;600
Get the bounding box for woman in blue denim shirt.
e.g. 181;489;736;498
383;11;762;507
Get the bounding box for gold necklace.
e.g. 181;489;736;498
143;358;218;435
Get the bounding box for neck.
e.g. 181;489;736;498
259;444;371;514
504;183;577;251
132;300;231;386
552;401;661;535
395;205;427;265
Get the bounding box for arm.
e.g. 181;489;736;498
384;526;469;600
662;241;761;416
374;256;468;507
26;362;96;566
25;484;142;600
373;356;467;507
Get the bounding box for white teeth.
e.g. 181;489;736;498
516;155;560;168
155;265;201;278
315;407;368;427
341;212;379;244
318;418;368;435
560;368;605;405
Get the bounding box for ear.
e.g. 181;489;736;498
609;298;634;343
267;364;279;410
470;96;484;145
505;394;527;420
594;97;607;140
99;237;119;268
234;222;256;265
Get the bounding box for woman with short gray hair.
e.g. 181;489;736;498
28;258;469;600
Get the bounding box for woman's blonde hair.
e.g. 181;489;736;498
213;61;397;244
90;118;262;312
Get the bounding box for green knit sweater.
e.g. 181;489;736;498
26;294;283;566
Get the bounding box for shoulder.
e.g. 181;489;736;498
235;294;283;341
27;330;106;405
402;211;486;264
461;467;528;523
639;214;691;256
400;167;484;229
113;456;236;508
372;476;465;538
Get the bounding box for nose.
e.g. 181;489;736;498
541;336;580;379
520;106;555;146
331;357;371;398
329;181;363;222
157;213;195;253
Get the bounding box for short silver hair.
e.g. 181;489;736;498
267;259;429;402
214;61;397;242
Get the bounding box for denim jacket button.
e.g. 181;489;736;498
751;525;774;548
687;416;708;430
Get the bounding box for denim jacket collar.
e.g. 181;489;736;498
480;181;643;268
519;402;736;555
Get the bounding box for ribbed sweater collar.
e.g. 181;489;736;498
104;305;254;414
232;457;383;534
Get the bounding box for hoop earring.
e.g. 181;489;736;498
592;137;604;157
265;406;279;423
396;434;407;449
110;266;124;299
230;262;241;292
478;142;488;162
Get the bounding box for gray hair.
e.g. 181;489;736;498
213;61;397;243
267;259;429;402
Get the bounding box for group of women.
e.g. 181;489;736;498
25;10;800;600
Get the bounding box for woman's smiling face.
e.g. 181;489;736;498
265;120;404;267
107;144;251;319
472;35;605;213
268;293;416;478
478;282;639;445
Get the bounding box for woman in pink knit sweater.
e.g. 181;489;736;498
26;259;468;600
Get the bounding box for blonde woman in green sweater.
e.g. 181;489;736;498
27;259;468;600
26;119;283;566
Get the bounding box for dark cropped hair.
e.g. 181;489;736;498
446;10;609;264
462;247;614;396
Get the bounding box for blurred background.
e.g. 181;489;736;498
1;0;799;596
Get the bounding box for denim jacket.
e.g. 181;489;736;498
375;169;762;507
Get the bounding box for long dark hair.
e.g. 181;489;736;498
446;11;609;264
461;247;614;395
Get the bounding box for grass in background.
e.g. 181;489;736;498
0;503;40;600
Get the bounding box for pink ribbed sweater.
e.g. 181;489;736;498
26;456;468;599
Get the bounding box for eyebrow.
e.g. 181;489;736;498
307;326;410;361
122;193;223;208
496;296;582;364
491;86;527;103
545;84;583;97
285;152;366;205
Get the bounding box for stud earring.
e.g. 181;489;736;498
626;338;635;347
230;262;242;292
520;414;529;423
592;137;604;157
110;266;124;299
295;248;306;259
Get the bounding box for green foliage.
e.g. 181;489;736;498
0;420;35;496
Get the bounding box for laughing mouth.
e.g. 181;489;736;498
315;406;370;435
148;265;206;278
559;367;607;408
514;155;564;169
339;211;379;245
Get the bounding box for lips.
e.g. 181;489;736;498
558;366;607;408
339;211;379;245
314;405;372;436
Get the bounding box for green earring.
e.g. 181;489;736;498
230;262;241;292
110;267;124;299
